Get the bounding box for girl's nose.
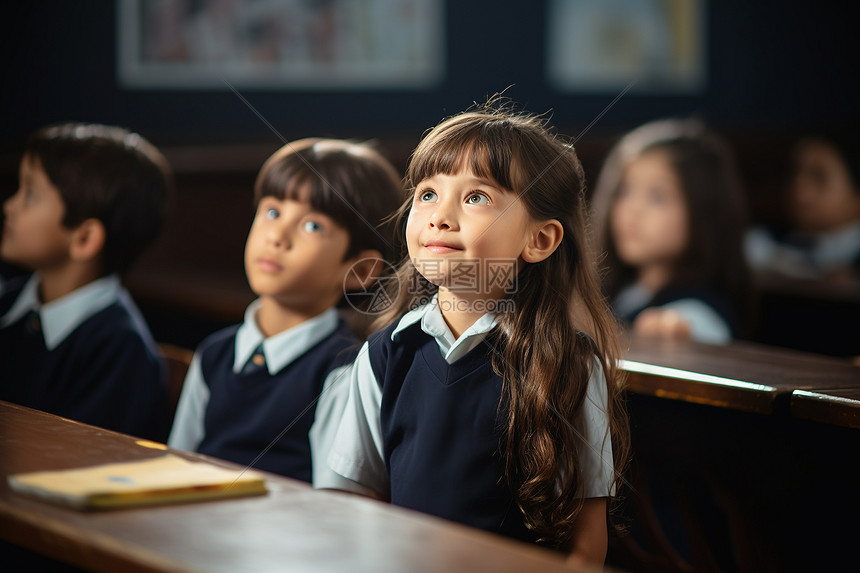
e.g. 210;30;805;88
428;201;457;231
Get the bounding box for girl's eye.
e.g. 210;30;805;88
466;192;489;205
304;220;323;232
265;207;279;220
418;189;437;202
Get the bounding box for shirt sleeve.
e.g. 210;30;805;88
310;362;378;496
660;298;732;345
167;352;209;451
578;357;616;498
325;341;389;497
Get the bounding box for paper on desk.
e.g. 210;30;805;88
7;453;267;510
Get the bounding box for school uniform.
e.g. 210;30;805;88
613;282;737;344
316;295;614;547
168;301;359;483
745;222;860;278
0;273;170;442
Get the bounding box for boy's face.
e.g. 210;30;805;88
2;155;74;271
244;194;354;313
790;139;860;233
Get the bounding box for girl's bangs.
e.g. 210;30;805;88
409;122;517;191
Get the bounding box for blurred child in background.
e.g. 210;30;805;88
0;122;172;441
745;133;860;281
591;118;755;344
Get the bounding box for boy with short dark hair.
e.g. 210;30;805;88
168;138;403;482
0;122;173;442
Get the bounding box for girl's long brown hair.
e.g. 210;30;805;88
372;100;630;550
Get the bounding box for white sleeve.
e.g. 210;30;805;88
744;227;777;269
660;298;732;345
310;362;378;496
166;353;209;451
325;341;389;496
578;358;615;498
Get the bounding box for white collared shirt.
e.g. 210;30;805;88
393;294;497;364
745;222;860;277
0;274;122;350
809;222;860;271
231;300;339;376
312;297;615;500
167;301;339;451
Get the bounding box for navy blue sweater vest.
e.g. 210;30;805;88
0;277;170;442
367;320;538;545
196;318;358;482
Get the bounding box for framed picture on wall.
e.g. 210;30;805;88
546;0;706;94
117;0;445;90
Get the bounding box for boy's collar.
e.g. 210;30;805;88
0;274;122;350
233;301;339;375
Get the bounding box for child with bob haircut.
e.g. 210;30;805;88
0;122;172;441
315;100;630;567
590;118;755;344
168;138;404;483
746;131;860;281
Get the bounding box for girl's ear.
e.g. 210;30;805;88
68;218;106;263
343;249;386;290
522;219;563;263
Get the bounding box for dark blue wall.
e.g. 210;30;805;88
1;1;856;150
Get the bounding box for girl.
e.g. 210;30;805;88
315;101;630;566
590;118;755;344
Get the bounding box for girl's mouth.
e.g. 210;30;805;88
424;241;461;254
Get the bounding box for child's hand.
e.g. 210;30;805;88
633;308;692;340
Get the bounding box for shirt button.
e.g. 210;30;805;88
252;354;265;367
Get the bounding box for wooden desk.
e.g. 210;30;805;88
613;334;860;573
0;401;602;573
621;333;860;415
752;270;860;359
790;387;860;429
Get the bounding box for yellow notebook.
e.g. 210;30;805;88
7;454;268;510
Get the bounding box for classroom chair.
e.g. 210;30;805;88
157;342;194;420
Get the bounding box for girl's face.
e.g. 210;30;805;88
405;168;534;299
790;139;860;233
611;150;689;270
